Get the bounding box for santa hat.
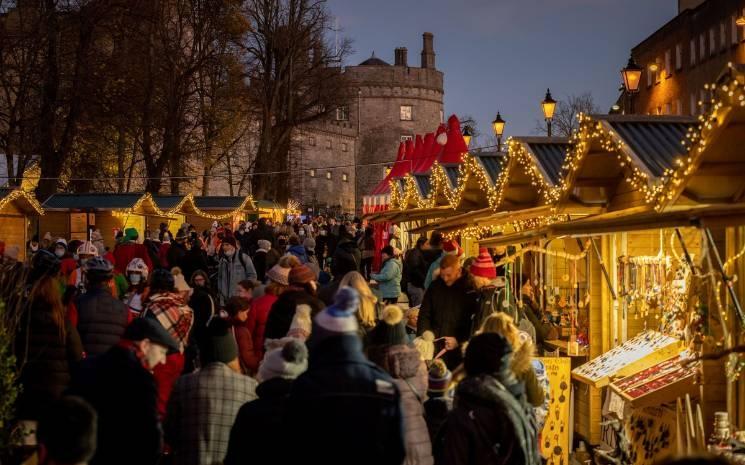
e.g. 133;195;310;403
470;247;496;279
442;239;463;256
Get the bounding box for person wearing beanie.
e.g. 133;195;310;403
423;359;453;452
165;318;257;465
418;254;478;369
253;239;272;282
283;287;406;465
264;264;324;342
423;238;462;290
217;234;257;306
366;306;433;465
225;339;308;465
468;247;509;336
438;332;539;465
370;245;403;305
246;262;293;362
112;227;152;275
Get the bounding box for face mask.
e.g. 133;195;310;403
142;342;168;370
54;249;65;258
129;273;142;285
299;229;305;236
224;249;235;257
30;244;39;252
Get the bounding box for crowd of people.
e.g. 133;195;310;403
5;216;577;465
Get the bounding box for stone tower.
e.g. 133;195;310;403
347;32;445;213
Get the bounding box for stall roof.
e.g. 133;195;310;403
43;193;144;210
151;195;185;210
193;196;254;211
0;188;44;215
514;137;571;186
415;174;431;198
473;151;504;184
444;165;459;188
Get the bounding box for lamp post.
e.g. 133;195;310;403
541;89;556;137
462;125;473;148
492;112;505;152
621;55;642;114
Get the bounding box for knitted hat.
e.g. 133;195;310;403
413;331;435;361
257;239;271;251
464;332;513;377
258;338;308;382
314;286;359;335
289;264;315;285
427;359;452;396
201;318;239;364
124;228;138;242
287;304;312;340
367;305;408;347
266;265;290;286
442;240;462;256
223;236;237;248
470;247;496;279
303;237;316;250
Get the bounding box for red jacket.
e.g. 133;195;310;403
231;320;259;375
246;293;278;360
113;242;153;274
158;243;171;269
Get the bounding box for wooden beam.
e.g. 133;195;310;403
696;162;745;176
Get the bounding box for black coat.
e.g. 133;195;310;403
75;286;129;356
167;243;188;271
331;235;361;277
187;286;216;356
224;377;293;465
68;345;161;465
404;247;428;289
15;300;83;420
440;374;539;465
264;289;325;341
181;247;210;282
417;275;477;368
283;334;406;465
253;250;268;282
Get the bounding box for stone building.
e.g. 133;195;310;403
623;0;745;116
290;32;445;215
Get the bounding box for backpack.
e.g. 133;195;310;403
471;286;517;336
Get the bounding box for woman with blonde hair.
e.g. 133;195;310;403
339;271;378;339
477;312;544;407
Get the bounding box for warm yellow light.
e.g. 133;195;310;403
737;16;745;26
462;126;473;147
492;112;506;137
541;89;557;120
648;63;659;72
621;56;643;93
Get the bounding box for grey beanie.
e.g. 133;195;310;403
201;319;238;365
258;339;308;382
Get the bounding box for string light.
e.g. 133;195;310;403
0;189;44;215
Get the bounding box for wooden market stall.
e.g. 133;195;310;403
181;195;256;232
40;193;169;249
0;189;44;260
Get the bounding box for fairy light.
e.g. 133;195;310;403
0;189;44;215
161;193;256;221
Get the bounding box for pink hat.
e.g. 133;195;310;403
470;248;496;279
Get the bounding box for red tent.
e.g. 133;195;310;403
371;142;405;195
439;114;468;164
414;124;446;174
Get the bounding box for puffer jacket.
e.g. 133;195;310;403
368;344;433;465
371;257;403;300
75;286;129;356
217;252;257;306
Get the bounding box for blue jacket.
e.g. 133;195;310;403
286;244;309;264
424;253;444;289
284;334;406;465
371;257;402;299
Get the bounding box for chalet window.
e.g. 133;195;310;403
400;105;413;121
675;44;682;70
326;171;332;180
400;135;413;142
342;173;348;182
709;28;716;56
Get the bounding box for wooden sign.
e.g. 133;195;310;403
537;357;571;465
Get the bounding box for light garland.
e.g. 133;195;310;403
0;189;44;215
506;140;560;205
161;193;256;221
443;224;504;240
490;240;592;268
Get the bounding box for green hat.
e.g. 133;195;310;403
124;228;139;242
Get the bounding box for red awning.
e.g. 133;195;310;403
439;114;467;164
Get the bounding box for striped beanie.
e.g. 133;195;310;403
470;247;496;279
427;359;452;396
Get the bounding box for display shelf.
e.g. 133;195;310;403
571;331;682;388
610;351;698;408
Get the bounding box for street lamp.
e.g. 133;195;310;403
621;55;643;114
492;112;506;152
541;89;557;137
462;125;473;147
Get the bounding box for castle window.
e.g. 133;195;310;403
690;39;696;66
336;106;349;121
309;136;316;146
342;143;348;152
326;171;332;180
400;135;413;142
309;169;316;177
675;44;682;70
400;105;413;121
342;173;348;182
326;139;332;149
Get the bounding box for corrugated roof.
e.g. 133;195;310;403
526;141;570;185
43;193;143;210
474;152;505;184
193;196;247;210
605;118;695;178
445;166;459;187
415;174;430;198
152;195;184;210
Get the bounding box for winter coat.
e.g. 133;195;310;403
367;344;433;465
283;334;406;465
224;377;293;465
404;247;428;289
113;242;153;275
232;319;259;375
423;253;445;290
158;242;171;269
181;247;209;283
440;374;540;465
264;289;325;341
417;276;477;368
75;286;129;356
246;293;278;359
165;362;257;465
15;300;83;420
186;286;216;371
371;257;403;299
253;249;268;282
423;396;452;454
166;243;187;271
217;252;257;306
265;248;281;272
317;278;342;306
331;235;361;277
286;244;308;263
68;344;161;465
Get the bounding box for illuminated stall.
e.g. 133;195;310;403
0;189;44;260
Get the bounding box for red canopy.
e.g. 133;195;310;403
371;142;405;195
414;126;446;173
439;114;468;164
390;138;414;179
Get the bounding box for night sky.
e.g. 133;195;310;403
328;0;676;146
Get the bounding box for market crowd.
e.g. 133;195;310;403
6;216;557;465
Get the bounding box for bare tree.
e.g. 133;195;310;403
534;92;600;137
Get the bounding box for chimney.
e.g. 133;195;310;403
421;32;435;69
394;47;408;67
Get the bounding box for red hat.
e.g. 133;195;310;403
289;264;316;285
470;247;496;279
442;240;463;256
